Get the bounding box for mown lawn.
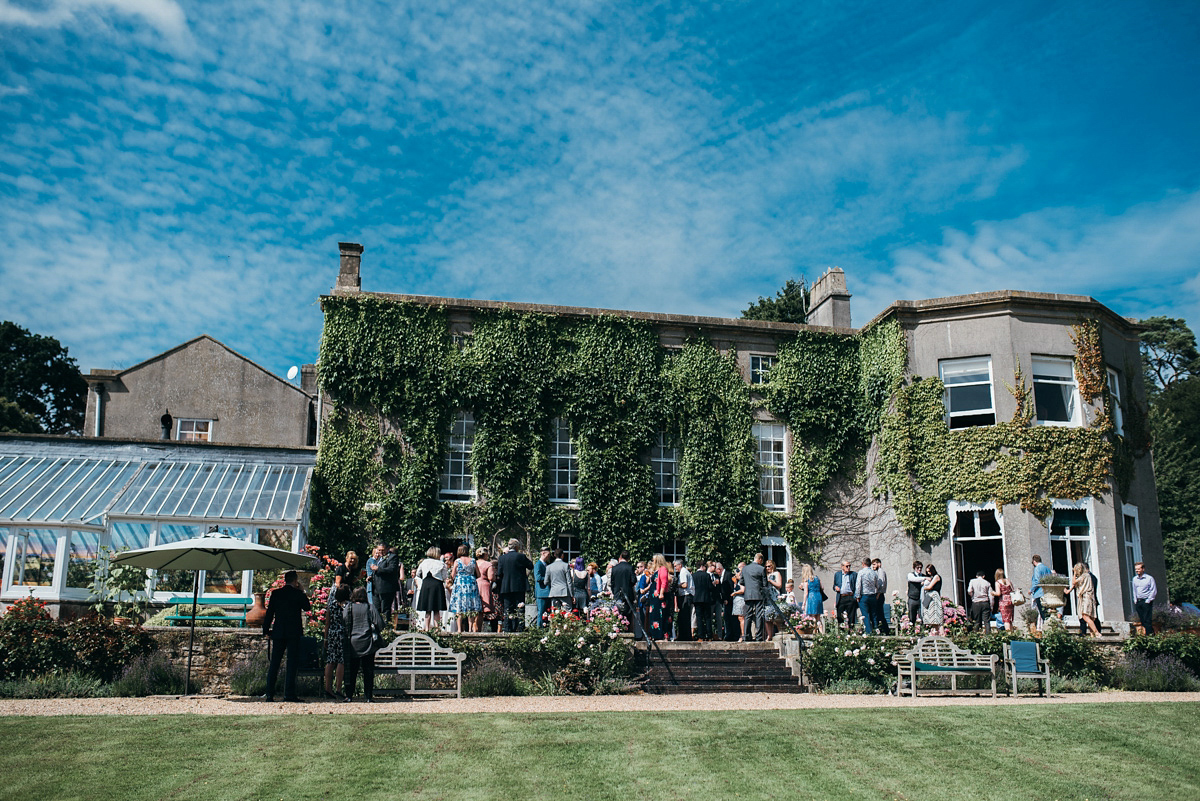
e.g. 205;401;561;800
1;703;1196;800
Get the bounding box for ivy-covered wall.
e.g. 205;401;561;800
310;294;1145;569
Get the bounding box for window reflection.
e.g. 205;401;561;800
66;530;101;589
14;528;58;587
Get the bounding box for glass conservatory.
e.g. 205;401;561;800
0;436;314;607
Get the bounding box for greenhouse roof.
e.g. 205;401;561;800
0;437;314;527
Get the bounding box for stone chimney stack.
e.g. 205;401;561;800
336;242;363;293
300;364;317;395
807;267;852;328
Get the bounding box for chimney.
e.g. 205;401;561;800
336;242;363;293
807;267;852;328
300;364;317;395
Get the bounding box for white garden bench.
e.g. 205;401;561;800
894;636;998;698
373;632;467;698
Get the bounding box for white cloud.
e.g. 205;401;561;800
0;0;192;50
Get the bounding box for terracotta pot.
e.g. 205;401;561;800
112;616;132;626
245;592;268;627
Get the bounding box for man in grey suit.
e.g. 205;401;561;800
740;553;768;642
544;549;572;612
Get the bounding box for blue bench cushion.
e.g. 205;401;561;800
914;661;991;673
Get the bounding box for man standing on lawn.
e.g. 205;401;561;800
263;569;311;702
1132;562;1157;634
833;560;857;630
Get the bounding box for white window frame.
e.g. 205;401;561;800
1107;368;1125;436
1047;498;1102;621
651;431;679;506
939;356;996;429
548;417;578;504
176;418;214;441
946;500;1007;606
439;411;476;501
1031;356;1082;427
554;535;582;564
655;538;688;566
750;354;776;386
753;422;788;511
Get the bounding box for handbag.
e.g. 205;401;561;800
1010;586;1026;606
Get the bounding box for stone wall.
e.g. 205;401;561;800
146;626;268;694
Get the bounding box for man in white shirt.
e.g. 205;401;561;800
906;561;925;631
855;559;881;634
673;559;693;641
967;570;993;632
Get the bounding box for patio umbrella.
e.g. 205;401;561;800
111;531;317;695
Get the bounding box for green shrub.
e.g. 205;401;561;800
64;616;156;682
1049;673;1103;693
1108;652;1200;692
820;678;887;695
227;649;322;697
0;671;111;699
110;653;187;696
1039;619;1106;679
461;655;529;698
0;596;72;679
803;633;907;690
1124;632;1200;675
145;605;235;628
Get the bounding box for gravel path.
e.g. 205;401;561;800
2;691;1196;717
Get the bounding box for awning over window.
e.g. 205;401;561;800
0;439;314;527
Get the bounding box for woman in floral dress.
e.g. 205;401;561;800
448;545;483;632
993;568;1015;631
323;583;350;700
921;563;944;635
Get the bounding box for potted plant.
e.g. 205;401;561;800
1037;573;1070;610
89;546;150;624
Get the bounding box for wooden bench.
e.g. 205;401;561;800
163;599;252;628
895;636;998;697
371;632;467;698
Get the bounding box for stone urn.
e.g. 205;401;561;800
245;592;268;627
1038;582;1067;609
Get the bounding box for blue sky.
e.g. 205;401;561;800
2;1;1198;380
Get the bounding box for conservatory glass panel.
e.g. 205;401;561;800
66;530;101;589
14;528;58;587
109;522;153;551
258;528;292;551
154;524;203;593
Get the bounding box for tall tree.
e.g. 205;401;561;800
1140;316;1200;394
741;279;809;324
0;321;87;435
1141;317;1200;602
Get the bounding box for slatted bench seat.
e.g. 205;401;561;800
895;636;998;697
372;632;467;698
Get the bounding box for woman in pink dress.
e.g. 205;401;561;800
993;568;1015;631
475;547;497;632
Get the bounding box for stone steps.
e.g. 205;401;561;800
637;640;805;694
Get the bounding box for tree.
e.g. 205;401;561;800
741;279;809;324
1140;316;1200;394
0;321;87;435
1141;317;1200;602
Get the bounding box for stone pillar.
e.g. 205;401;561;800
336;242;363;293
808;267;852;328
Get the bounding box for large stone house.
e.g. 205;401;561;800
311;243;1163;628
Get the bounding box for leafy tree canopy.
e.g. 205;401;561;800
741;278;808;324
1140;316;1200;393
0;321;87;435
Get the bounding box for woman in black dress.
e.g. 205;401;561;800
335;550;361;588
323;583;350;699
570;556;590;614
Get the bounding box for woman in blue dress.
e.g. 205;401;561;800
801;564;826;633
447;545;483;632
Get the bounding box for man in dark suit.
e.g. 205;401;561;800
371;545;401;622
692;560;713;641
263;569;312;702
609;550;642;640
741;553;768;642
496;539;534;632
714;562;735;641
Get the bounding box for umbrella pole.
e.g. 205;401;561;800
186;571;200;696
